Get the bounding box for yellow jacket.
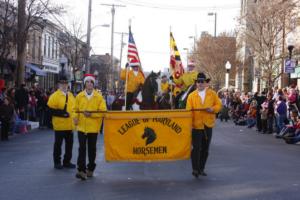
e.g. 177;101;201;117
47;90;75;131
74;90;107;134
172;85;182;96
186;88;222;129
161;82;169;93
173;71;198;91
120;69;145;93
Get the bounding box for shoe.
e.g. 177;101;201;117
87;170;94;177
76;171;87;180
54;163;63;169
192;170;199;178
63;163;76;169
199;171;207;176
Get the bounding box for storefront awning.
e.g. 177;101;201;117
26;64;46;76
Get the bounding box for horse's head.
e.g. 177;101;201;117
141;127;156;145
146;71;160;94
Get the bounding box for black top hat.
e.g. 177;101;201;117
196;72;210;83
58;72;68;83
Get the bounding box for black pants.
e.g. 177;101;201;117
256;111;262;131
261;119;268;133
77;132;98;172
267;116;274;134
1;121;10;141
191;127;212;173
126;92;134;110
53;130;74;165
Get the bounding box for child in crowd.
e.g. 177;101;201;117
260;100;268;133
247;100;257;128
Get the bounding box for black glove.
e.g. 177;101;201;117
125;63;129;68
169;76;174;81
50;109;70;118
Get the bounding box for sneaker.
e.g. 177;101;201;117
192;170;199;178
87;170;94;178
54;163;63;169
199;171;207;176
76;171;87;180
63;163;76;169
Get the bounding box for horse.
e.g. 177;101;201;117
142;127;156;145
111;71;160;111
139;71;160;110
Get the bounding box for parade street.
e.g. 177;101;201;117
0;121;299;200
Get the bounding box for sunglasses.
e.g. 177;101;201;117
196;79;205;83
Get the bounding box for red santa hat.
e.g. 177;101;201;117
187;61;195;68
83;74;95;85
129;59;140;67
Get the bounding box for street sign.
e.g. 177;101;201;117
284;58;296;73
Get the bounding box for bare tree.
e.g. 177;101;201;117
58;20;87;90
237;0;299;89
191;32;238;91
16;0;63;86
0;0;17;77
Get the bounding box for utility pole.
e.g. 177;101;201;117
115;32;128;72
86;0;92;73
17;0;27;86
101;4;125;91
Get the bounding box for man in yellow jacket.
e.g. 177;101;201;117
171;62;198;91
120;60;145;110
47;75;76;169
160;75;170;94
74;74;107;180
186;72;222;178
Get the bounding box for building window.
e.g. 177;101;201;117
48;36;51;58
56;40;58;59
38;36;42;61
52;37;55;59
32;32;36;60
44;35;47;56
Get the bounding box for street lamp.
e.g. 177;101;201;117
188;36;196;51
93;70;99;87
208;12;217;37
183;48;189;67
286;34;295;86
225;61;231;89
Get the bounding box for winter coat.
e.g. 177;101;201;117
74;90;107;134
186;88;222;129
0;104;14;122
47;90;75;131
173;71;198;91
120;69;145;93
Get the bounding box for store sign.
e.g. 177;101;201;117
284;59;296;73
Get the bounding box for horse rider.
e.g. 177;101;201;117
120;59;145;110
160;74;170;94
47;73;76;170
73;74;107;180
186;72;222;178
171;61;198;92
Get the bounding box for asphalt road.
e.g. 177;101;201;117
0;121;300;200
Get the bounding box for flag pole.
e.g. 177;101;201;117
169;26;174;109
124;20;131;110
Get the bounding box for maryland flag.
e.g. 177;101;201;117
170;32;184;79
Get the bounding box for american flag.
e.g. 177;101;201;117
127;27;144;77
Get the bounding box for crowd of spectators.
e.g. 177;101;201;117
218;86;300;145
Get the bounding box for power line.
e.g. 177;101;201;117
115;0;240;11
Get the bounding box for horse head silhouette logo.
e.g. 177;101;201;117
141;127;156;146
